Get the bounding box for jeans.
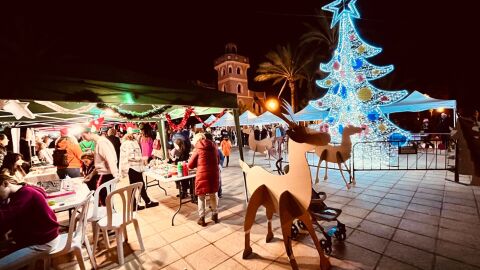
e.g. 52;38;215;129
197;194;218;218
217;165;223;197
128;168;151;204
57;168;81;179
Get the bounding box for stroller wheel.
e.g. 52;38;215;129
320;239;332;254
297;220;307;230
335;230;346;241
291;224;299;239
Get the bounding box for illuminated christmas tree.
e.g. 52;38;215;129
310;0;410;145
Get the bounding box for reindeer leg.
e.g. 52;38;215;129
321;150;328;181
298;212;331;270
336;152;350;189
279;192;302;270
315;157;322;184
243;185;267;259
265;200;275;243
342;162;355;185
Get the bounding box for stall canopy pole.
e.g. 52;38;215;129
234;109;248;203
159;119;168;159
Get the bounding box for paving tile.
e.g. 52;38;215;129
414;192;444;202
376;256;418;270
398;218;438;238
147;244;183;269
438;227;480;250
368;185;392;192
365;212;401;227
160;259;192;270
442;203;478;215
392;229;436;252
403;210;440;226
327;195;353;204
233;242;279;270
373;204;406;218
185;244;229;270
335;190;361;199
441;209;480;224
411;197;442;208
434;255;480;270
213;230;246;256
331;241;381;270
443;196;477;207
341;205;371;219
389;189;416;197
347;199;377;211
384;241;434;270
379;198;409;209
445;190;475;200
407;203;441;216
171;233;210;257
384;193;413;203
436;240;480;267
356;194;383;204
339;213;363;228
357;220;396;239
362;190;388;198
159;223;195;243
394;184;418;191
212;258;248;270
197;222;236;243
439;218;480;237
347;230;389;253
416;187;445;196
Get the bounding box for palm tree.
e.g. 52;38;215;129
300;9;339;63
255;44;311;112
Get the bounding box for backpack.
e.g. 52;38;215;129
52;138;69;167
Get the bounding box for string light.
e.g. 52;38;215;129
310;0;411;153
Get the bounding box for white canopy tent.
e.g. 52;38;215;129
195;115;216;128
294;104;329;121
380;91;456;114
253;111;286;125
239;110;257;126
211;112;235;127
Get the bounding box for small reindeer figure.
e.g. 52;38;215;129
314;125;363;189
240;98;332;270
247;127;274;165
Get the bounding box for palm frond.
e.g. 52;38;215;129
281;99;296;123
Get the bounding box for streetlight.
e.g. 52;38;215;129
436;107;445;113
266;98;279;112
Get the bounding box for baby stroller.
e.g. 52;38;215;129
276;158;347;254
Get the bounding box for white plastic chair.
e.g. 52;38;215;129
93;182;144;265
45;191;95;270
88;178;118;248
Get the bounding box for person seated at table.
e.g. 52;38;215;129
80;152;99;191
0;174;59;257
169;139;190;198
119;132;159;210
188;133;220;226
0;153;27;184
36;142;53;165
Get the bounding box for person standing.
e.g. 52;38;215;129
220;137;232;167
139;126;154;165
81;127;118;205
106;128;121;166
119;131;158;210
0;134;9;168
55;128;82;179
188;133;219;226
205;133;224;198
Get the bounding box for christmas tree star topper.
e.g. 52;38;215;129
322;0;360;28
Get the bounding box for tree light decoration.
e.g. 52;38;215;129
310;0;410;149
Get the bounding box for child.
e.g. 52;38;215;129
220;137;232;167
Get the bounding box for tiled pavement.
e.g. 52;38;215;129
53;148;480;270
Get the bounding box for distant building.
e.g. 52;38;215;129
214;43;266;115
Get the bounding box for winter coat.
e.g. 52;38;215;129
220;139;232;156
188;139;219;195
56;137;83;169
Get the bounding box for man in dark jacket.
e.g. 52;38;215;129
106;128;121;166
188;133;219;226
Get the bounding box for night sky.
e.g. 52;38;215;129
0;0;475;110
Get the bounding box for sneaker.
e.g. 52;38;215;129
146;201;159;208
197;217;206;226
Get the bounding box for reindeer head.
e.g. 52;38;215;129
254;97;330;146
342;125;363;136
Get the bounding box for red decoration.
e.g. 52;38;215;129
89;117;104;131
380;96;390;102
165;107;195;131
333;61;341;71
193;109;227;128
349;34;356;41
356;74;365;82
317;101;323;107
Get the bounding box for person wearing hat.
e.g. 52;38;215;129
81;127;118;205
119;128;158;210
55;128;83;179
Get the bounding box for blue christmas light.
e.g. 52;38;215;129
322;0;360;28
310;0;411;149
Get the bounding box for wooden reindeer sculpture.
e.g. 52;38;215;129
240;98;332;270
314;125;363;189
